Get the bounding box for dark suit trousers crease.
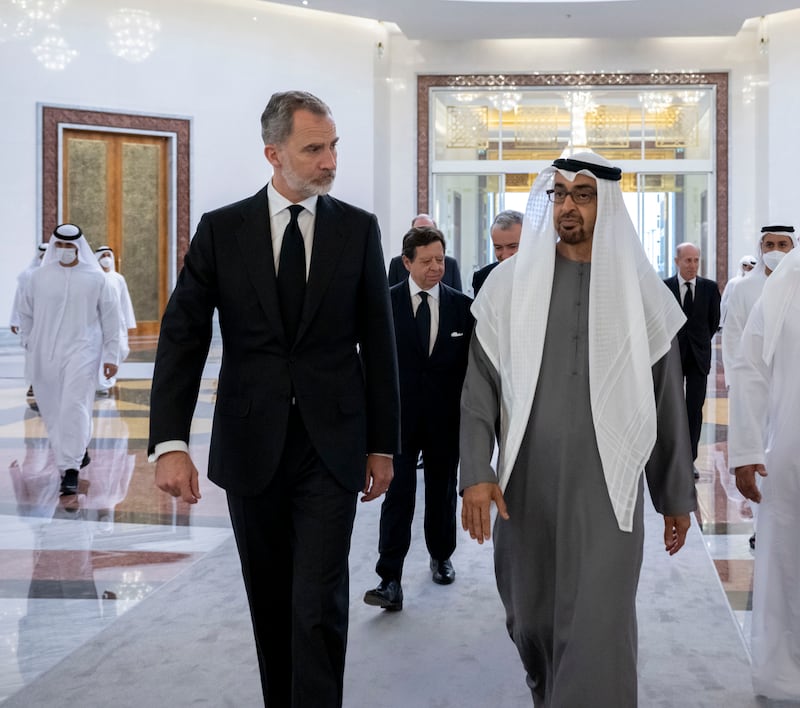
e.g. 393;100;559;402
376;440;458;582
226;405;357;708
681;352;707;461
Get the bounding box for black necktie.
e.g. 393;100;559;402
416;291;431;356
277;204;306;344
683;281;693;315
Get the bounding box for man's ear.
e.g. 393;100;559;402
264;144;280;169
402;255;412;272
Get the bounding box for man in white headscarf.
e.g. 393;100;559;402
9;243;47;397
721;226;795;549
95;246;137;393
728;246;800;701
18;224;120;496
459;152;697;706
722;225;795;389
720;253;756;326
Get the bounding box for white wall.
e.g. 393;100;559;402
382;28;783;279
3;0;799;323
0;0;386;321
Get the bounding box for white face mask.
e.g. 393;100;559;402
99;255;114;270
762;250;787;272
57;247;78;265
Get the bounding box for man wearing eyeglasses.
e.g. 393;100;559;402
459;152;696;706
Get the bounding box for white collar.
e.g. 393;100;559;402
407;279;440;301
267;181;318;217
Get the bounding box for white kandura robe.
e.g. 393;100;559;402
18;263;120;471
10;259;43;385
728;298;800;701
98;270;136;390
721;268;766;388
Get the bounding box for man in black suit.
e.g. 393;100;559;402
364;226;474;611
664;242;720;476
471;209;523;296
387;214;463;291
148;91;400;708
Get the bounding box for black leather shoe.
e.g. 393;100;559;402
363;579;403;611
431;558;455;585
60;469;79;496
749;533;756;550
80;450;91;469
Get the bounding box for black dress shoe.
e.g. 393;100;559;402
430;558;455;585
749;533;756;550
80;450;91;469
60;469;79;496
363;579;403;611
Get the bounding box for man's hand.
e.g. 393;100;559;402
663;514;691;555
10;326;19;335
102;363;119;379
735;464;767;503
461;482;509;544
361;454;393;502
155;450;201;504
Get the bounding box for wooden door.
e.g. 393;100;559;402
62;129;169;336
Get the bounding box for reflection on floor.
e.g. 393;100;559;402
0;333;758;704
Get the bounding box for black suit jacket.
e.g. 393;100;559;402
388;254;463;292
149;187;401;496
664;275;721;375
471;261;499;296
391;281;474;453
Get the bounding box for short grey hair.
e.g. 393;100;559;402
492;210;523;231
260;91;331;146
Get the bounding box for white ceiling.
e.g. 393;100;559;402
260;0;800;41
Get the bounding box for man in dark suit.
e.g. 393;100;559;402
471;209;523;296
387;214;463;291
664;242;720;476
363;226;474;611
148;91;400;708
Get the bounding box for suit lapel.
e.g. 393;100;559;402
236;187;287;343
431;285;452;358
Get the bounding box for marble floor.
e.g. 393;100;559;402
0;332;768;706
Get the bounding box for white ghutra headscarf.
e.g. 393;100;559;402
760;245;800;366
472;151;685;532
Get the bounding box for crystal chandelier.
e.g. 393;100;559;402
108;8;160;63
11;0;66;23
31;24;77;70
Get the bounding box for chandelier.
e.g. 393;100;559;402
108;8;160;63
488;91;522;113
31;24;77;70
12;0;65;23
638;91;674;113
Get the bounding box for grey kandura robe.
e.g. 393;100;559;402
460;255;697;707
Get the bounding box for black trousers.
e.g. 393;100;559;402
376;439;457;582
227;406;357;708
681;353;708;461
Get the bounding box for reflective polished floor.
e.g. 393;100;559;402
0;332;762;706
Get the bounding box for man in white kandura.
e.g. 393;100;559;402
10;243;47;397
728;245;800;702
719;253;756;327
722;225;795;389
18;224;120;496
459;151;697;706
95;246;136;393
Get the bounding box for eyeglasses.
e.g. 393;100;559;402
546;187;597;205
